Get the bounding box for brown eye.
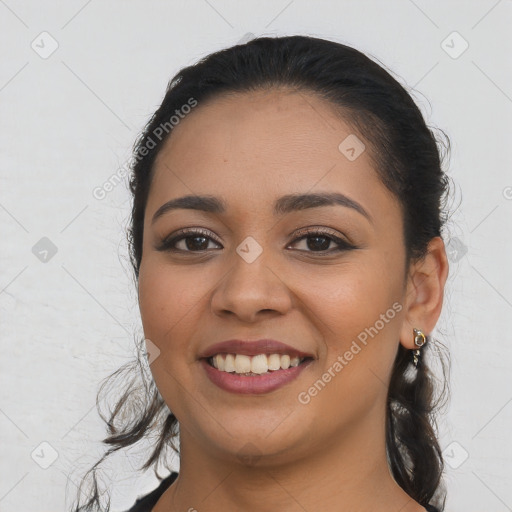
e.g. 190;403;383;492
175;235;211;251
157;228;222;253
288;228;355;254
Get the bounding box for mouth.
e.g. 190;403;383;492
198;339;315;393
204;353;314;377
200;355;314;394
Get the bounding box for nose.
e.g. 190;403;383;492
210;247;293;323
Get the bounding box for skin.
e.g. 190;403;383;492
137;87;449;512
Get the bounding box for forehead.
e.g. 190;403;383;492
148;88;398;223
156;88;358;166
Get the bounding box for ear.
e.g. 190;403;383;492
399;236;449;349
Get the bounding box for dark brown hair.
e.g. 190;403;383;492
71;34;451;511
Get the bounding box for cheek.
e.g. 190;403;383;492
138;259;206;333
137;260;207;412
300;255;404;387
306;258;401;332
297;262;403;419
138;264;171;338
137;260;203;380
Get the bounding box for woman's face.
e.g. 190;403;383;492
138;88;412;464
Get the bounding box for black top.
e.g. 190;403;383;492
125;472;178;511
125;472;440;512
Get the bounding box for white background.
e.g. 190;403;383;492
1;1;511;511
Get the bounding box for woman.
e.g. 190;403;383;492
72;34;451;512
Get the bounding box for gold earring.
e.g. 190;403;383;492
412;328;426;368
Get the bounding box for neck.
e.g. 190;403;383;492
156;404;425;512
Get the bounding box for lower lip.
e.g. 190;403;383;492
200;358;313;394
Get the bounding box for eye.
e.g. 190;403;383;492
156;227;222;253
287;227;355;254
156;226;355;254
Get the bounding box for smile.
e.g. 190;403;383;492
208;353;308;376
201;355;313;394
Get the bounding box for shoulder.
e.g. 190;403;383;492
124;472;179;512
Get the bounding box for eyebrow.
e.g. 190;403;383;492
151;192;372;225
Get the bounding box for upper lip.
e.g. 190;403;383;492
199;339;315;359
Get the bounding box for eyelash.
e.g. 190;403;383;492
156;226;356;255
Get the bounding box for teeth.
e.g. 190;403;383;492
251;354;268;374
235;354;251;373
268;353;281;371
214;354;225;371
290;356;300;367
208;353;306;375
224;353;236;373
